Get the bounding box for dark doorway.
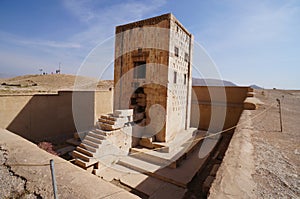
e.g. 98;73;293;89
130;87;147;125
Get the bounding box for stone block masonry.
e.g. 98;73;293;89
72;109;135;171
114;13;193;143
113;109;134;117
97;109;134;131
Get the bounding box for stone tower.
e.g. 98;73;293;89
114;13;193;143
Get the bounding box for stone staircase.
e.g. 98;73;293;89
73;129;113;171
69;109;222;198
71;109;134;172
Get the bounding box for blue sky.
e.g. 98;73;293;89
0;0;299;89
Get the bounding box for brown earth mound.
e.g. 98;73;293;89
0;74;113;94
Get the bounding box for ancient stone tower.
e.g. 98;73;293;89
114;13;193;143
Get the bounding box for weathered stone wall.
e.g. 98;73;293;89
114;13;193;142
165;15;193;141
191;86;249;131
0;91;113;144
114;14;171;142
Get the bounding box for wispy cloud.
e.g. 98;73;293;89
63;0;167;45
199;0;300;52
63;0;167;24
0;0;167;77
234;1;299;43
19;40;81;49
0;30;81;49
198;0;300;88
62;0;97;24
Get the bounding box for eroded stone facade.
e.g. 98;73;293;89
114;13;193;142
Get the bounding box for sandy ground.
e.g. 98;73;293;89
0;74;113;94
209;89;300;198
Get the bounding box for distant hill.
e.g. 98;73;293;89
0;74;113;93
192;78;237;86
250;84;263;89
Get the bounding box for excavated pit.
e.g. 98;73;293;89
181;86;252;198
0;85;253;198
183;130;235;198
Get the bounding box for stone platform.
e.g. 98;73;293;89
94;128;221;198
130;129;207;168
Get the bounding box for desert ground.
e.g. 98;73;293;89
209;89;300;199
251;89;300;198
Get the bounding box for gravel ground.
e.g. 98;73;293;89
0;146;39;198
251;89;300;198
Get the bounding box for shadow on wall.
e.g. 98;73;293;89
131;86;251;198
1;91;113;144
191;86;250;131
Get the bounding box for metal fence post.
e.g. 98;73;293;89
50;159;58;199
276;98;283;132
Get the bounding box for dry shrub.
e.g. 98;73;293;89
37;142;58;156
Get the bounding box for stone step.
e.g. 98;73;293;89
118;156;160;173
72;150;93;162
99;116;129;124
74;158;98;169
82;139;99;148
94;164;186;199
87;131;106;140
131;131;207;168
76;146;94;157
79;143;97;153
118;139;216;189
85;135;103;144
113;109;133;117
74;131;87;139
99;114;113;119
56;146;75;156
98;118;115;125
149;142;169;152
92;128;117;136
99;122;123;131
117;156;184;187
129;148;175;168
93;164;134;181
66;138;81;146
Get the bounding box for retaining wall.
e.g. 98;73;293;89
191;86;250;131
0;86;249;144
0;91;113;144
